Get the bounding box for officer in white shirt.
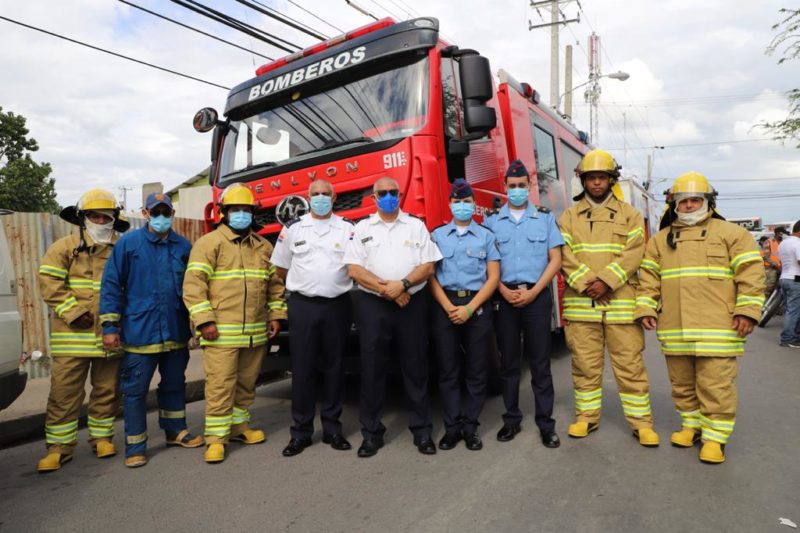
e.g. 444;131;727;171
344;177;443;457
271;179;355;456
777;220;800;348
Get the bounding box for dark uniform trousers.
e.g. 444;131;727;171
357;290;432;440
288;292;352;440
431;295;492;435
494;285;556;432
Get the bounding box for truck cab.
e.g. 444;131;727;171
0;209;26;410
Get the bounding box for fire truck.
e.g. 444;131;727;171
192;16;595;370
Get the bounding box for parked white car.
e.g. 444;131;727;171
0;209;25;410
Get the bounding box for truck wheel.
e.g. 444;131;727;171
758;289;783;328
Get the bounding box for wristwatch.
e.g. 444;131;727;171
401;278;412;291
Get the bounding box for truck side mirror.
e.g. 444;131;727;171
459;54;496;134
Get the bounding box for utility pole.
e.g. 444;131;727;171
118;186;133;212
622;110;627;170
585;32;601;143
529;0;579;108
564;44;573;119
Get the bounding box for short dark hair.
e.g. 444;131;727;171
776;227;789;235
793;220;800;233
758;236;769;244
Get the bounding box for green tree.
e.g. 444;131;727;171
0;107;59;213
762;8;800;146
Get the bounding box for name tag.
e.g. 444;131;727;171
361;236;373;244
293;240;306;247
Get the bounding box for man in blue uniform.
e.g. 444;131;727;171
484;160;564;448
430;179;500;451
100;193;203;468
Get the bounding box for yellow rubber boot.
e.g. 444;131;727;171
94;439;116;458
670;429;700;448
699;441;725;464
205;443;225;463
37;452;72;473
567;421;598;438
230;428;266;445
634;427;660;447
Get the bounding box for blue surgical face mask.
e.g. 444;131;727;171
309;195;332;216
376;193;399;213
228;211;253;230
450;201;475;222
507;187;529;207
148;215;172;234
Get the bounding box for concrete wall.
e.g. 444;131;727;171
174;185;213;220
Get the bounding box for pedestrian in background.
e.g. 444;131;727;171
777;220;800;349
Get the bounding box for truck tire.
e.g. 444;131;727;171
758;289;783;328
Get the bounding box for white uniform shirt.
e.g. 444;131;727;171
778;235;800;279
270;213;354;298
343;211;442;295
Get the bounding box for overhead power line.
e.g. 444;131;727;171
117;0;273;60
170;0;300;53
613;138;777;150
0;15;230;90
237;0;328;40
286;0;344;33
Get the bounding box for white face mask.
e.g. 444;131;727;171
84;219;115;244
674;197;709;226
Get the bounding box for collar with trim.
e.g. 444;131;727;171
576;195;620;214
369;210;408;225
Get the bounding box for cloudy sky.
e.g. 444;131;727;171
1;0;798;222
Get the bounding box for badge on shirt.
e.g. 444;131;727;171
361;236;373;244
277;230;285;242
334;242;342;250
294;240;306;247
404;240;420;248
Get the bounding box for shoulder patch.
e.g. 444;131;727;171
535;205;551;213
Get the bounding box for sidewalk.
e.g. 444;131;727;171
0;350;206;448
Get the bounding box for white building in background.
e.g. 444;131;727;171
166;167;212;221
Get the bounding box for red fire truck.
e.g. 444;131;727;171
193;16;592;369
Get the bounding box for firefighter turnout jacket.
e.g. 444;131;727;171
634;216;765;356
182;224;287;346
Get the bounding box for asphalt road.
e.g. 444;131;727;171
1;322;798;533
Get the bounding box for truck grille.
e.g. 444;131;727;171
254;187;372;227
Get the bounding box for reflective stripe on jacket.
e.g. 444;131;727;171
558;196;645;323
182;224;287;348
38;232;121;358
634;216;765;356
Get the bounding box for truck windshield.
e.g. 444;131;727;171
218;55;429;185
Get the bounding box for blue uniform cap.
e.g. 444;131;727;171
145;193;173;210
506;160;529;178
450;178;473;199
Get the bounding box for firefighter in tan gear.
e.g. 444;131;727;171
37;189;130;472
183;184;287;464
635;172;765;464
558;149;659;447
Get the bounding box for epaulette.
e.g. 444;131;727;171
284;218;301;228
536;205;551;213
340;217;355;225
478;223;493;231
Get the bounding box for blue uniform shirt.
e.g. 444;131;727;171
100;226;192;352
483;203;564;284
431;221;500;291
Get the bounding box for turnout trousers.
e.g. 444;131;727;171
494;286;555;432
203;345;265;444
44;356;121;454
356;291;432;440
665;355;737;445
431;295;492;435
120;348;190;457
288;293;351;440
565;321;654;429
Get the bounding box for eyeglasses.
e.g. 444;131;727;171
375;189;399;198
150;207;173;217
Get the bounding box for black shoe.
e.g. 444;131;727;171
496;424;521;442
357;437;384;458
464;433;483;451
413;436;437;455
438;432;462;450
322;433;352;451
541;430;560;448
282;437;312;457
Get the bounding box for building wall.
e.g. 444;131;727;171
174;185;213;220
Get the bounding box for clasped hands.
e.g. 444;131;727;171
377;279;411;308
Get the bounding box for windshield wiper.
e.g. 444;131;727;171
300;137;374;156
245;161;279;171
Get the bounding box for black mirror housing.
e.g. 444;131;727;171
459;55;493;102
464;102;496;134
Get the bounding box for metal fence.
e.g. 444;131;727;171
2;213;205;379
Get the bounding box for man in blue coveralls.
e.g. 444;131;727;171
484;160;564;448
100;193;204;467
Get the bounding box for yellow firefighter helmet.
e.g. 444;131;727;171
668;171;714;197
219;183;256;208
576;148;620;179
78;188;118;211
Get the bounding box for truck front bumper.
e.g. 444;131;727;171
0;369;27;411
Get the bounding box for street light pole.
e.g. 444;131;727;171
558;70;629;118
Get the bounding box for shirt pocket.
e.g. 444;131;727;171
526;229;548;249
495;232;512;254
706;244;730;280
464;247;487;274
611;226;629;255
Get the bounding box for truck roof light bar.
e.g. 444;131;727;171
255;17;395;77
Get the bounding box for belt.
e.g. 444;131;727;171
445;289;476;298
503;282;535;290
